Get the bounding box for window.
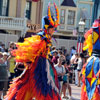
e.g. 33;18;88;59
67;10;75;25
26;1;32;20
0;0;9;16
60;9;65;24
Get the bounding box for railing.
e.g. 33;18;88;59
58;24;75;32
0;16;27;31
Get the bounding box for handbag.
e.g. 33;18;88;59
63;74;67;82
62;67;67;82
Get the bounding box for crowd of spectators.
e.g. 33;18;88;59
0;41;89;100
49;46;89;100
0;42;25;100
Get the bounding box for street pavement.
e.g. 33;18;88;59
2;84;81;100
62;84;81;100
71;84;81;100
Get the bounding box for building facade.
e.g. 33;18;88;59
0;0;43;48
74;0;94;28
42;0;94;52
92;0;100;22
42;0;94;36
0;0;43;36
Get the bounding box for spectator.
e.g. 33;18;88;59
50;46;56;55
70;53;78;64
52;50;59;65
66;54;70;62
8;42;15;53
70;46;76;57
48;55;53;62
0;52;8;99
72;53;79;85
3;52;9;94
48;54;60;92
77;53;84;87
63;49;67;55
0;44;5;52
14;62;25;77
62;61;72;100
8;53;15;84
55;57;66;95
58;50;66;62
3;52;9;68
8;42;16;82
51;46;56;51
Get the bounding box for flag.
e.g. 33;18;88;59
77;36;84;53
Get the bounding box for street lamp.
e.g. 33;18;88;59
78;19;86;34
77;19;86;53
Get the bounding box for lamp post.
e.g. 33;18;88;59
78;19;86;35
77;19;85;53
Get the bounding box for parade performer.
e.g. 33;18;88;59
4;3;61;100
81;18;100;100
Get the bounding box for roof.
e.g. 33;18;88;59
61;0;76;7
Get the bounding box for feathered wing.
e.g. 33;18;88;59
4;35;61;100
12;35;47;63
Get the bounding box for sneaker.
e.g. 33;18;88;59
63;96;69;99
69;96;72;100
77;84;81;87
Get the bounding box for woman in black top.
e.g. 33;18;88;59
14;62;25;77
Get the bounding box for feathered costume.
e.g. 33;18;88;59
4;3;61;100
81;19;100;100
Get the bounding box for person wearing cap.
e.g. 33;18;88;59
81;18;100;100
4;3;61;100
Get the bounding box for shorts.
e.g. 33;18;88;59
77;69;81;72
63;81;67;84
0;81;4;91
58;76;63;81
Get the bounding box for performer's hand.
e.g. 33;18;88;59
36;29;43;33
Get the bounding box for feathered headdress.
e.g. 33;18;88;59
83;19;100;56
42;3;59;30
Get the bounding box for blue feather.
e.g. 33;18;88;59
34;57;57;98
